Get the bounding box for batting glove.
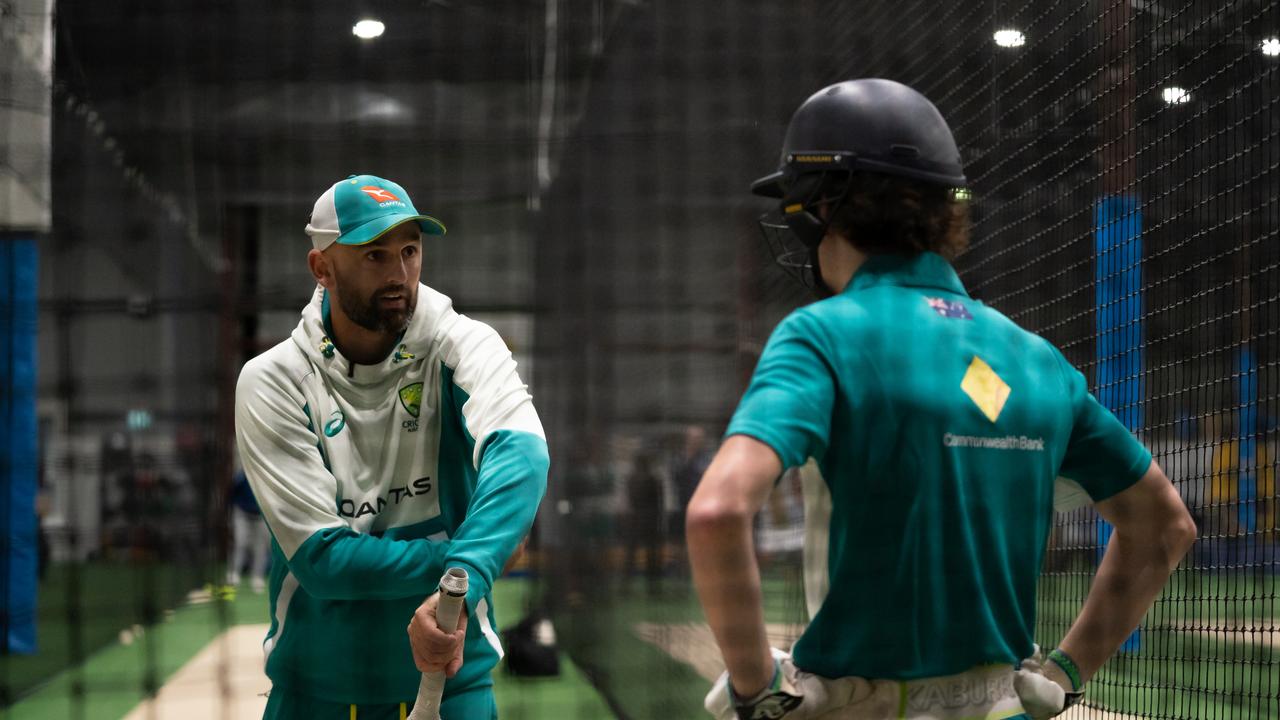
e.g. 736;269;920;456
706;648;806;720
1014;645;1085;719
730;660;803;720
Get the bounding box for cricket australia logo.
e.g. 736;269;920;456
399;382;423;432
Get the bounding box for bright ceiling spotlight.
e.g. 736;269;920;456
1261;37;1280;57
994;29;1026;48
1161;86;1191;104
352;19;386;39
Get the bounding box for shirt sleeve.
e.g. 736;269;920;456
725;311;835;470
1054;351;1153;502
436;316;550;612
235;355;449;600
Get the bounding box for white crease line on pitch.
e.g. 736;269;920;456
632;621;805;682
1059;706;1150;720
122;623;271;720
1166;625;1280;648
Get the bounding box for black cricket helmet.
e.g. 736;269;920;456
752;79;967;295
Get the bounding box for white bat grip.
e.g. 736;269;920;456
407;568;469;720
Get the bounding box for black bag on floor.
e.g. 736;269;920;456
501;614;561;677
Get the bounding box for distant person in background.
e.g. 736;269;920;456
36;462;51;581
561;441;613;604
226;469;271;592
753;467;804;570
1159;412;1205;513
1209;413;1243;539
671;426;712;539
1261;420;1278;542
1210;412;1278;556
624;447;665;596
127;453;177;560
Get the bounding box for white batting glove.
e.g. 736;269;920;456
705;648;810;720
1014;645;1085;719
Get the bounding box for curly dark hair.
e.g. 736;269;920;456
826;173;971;260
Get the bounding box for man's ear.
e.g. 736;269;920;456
308;248;336;289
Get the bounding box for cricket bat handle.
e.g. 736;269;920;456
407;567;469;720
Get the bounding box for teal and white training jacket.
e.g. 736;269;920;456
235;283;549;705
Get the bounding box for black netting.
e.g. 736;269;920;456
4;0;1275;717
534;1;1277;718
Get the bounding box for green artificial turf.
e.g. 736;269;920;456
5;572;265;720
546;567;1277;720
2;565;615;720
490;577;617;719
0;561;223;707
1035;567;1279;718
4;560;1272;720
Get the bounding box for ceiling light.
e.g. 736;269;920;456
994;29;1025;48
353;19;385;40
1261;38;1280;57
1161;86;1191;104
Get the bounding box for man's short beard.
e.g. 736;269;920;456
336;282;415;335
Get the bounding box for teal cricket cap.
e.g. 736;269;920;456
305;174;447;251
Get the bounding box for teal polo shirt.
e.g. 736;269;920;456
726;252;1151;681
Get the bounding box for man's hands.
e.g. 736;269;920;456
407;591;469;677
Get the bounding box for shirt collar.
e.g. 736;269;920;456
842;251;969;297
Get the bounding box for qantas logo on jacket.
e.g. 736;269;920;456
338;476;433;518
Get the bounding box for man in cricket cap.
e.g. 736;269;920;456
236;174;548;719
